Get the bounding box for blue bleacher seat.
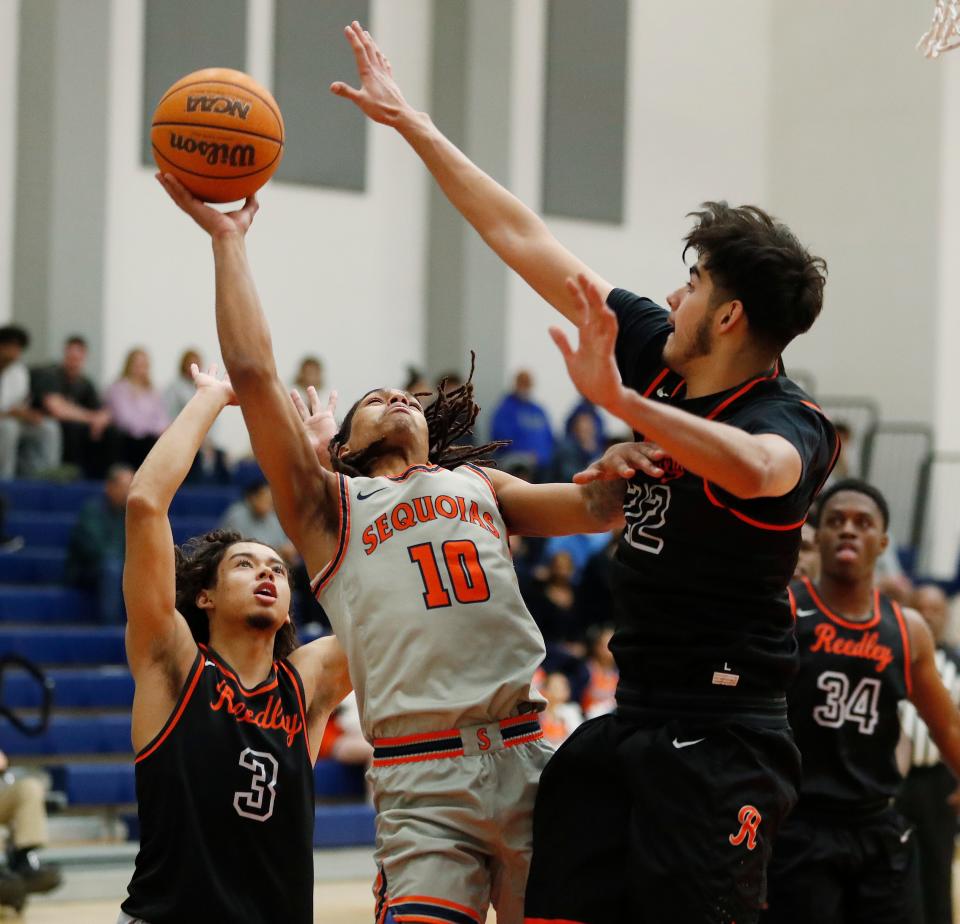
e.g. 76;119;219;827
313;804;376;848
50;763;136;805
0;713;131;756
0;626;125;664
0;549;66;584
0;586;95;623
1;667;133;709
313;759;366;799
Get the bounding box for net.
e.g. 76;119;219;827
918;0;960;58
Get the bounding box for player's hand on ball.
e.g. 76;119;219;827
331;21;411;126
574;441;666;484
550;274;625;411
291;387;339;470
156;173;258;239
191;363;238;407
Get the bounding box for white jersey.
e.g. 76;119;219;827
313;463;546;739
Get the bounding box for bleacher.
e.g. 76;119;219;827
0;478;375;851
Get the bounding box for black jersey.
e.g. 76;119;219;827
607;289;839;713
122;645;314;924
788;577;912;808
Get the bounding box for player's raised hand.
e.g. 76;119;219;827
550;274;624;410
331;21;411;126
191;362;238;407
574;441;667;484
291;387;339;470
156;173;259;239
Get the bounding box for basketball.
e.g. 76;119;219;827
151;68;284;203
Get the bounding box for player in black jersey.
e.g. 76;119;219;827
331;23;837;922
118;365;350;924
764;479;960;924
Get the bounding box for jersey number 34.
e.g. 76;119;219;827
812;671;881;736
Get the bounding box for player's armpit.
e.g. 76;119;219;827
485;467;623;537
288;637;352;751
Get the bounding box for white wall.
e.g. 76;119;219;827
0;0;19;325
769;2;942;423
102;0;432;456
504;0;774;431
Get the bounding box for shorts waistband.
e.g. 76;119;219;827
372;715;543;767
616;684;789;727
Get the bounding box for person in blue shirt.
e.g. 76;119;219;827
490;370;554;475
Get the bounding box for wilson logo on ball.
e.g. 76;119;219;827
185;95;251;119
168;134;256;168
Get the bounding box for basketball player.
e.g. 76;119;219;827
333;23;838;922
118;363;351;924
155;175;656;924
764;479;960;924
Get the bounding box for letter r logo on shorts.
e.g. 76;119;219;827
728;804;762;851
477;728;491;751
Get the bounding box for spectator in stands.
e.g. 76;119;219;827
0;751;61;897
896;584;960;924
165;348;203;420
538;672;583;747
220;479;296;565
793;520;820;581
105;348;170;469
30;336;121;479
581;625;618;719
575;531;618;635
552;407;602;483
402;365;431;398
564;397;606;446
291;355;331;411
66;464;133;622
490;370;554;475
0;326;60;479
166;349;229;485
523;550;581;646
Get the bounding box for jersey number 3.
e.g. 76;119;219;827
812;671;881;735
408;540;491;609
233;748;279;822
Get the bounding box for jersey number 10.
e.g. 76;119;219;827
408;540;491;609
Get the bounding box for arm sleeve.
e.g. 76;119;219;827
606;288;673;391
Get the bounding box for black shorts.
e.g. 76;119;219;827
523;712;800;924
763;806;921;924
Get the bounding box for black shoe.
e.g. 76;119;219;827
9;850;61;895
0;867;27;910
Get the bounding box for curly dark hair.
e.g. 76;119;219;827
174;529;299;660
329;354;508;478
683;201;827;353
812;478;890;531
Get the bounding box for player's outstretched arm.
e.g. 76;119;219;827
157;174;340;574
905;608;960;795
123;365;233;680
552;274;804;500
482;460;661;538
331;21;611;325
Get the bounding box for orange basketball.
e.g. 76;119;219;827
151;68;284;203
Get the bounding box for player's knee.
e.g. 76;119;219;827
13;776;45;807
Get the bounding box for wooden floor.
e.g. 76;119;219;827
12;880;499;923
14;880;377;923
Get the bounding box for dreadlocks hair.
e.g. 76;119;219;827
683;201;827;354
174;529;299;660
328;353;509;478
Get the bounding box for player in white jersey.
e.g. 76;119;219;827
157;174;655;924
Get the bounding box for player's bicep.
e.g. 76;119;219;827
487;469;618;537
122;497;194;674
752;433;803;498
